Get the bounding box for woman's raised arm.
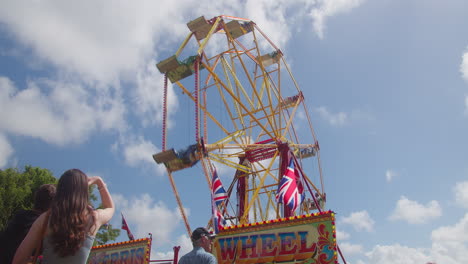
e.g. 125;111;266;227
88;176;115;234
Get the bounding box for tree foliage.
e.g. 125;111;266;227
0;166;57;230
94;224;121;246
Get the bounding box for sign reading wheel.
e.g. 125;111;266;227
87;237;151;264
213;211;337;264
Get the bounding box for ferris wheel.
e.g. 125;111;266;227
153;15;326;237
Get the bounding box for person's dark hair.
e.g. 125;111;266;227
33;184;56;212
191;227;215;242
49;169;93;257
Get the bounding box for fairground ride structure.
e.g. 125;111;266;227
153;15;347;264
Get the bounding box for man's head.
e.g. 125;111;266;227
33;184;56;212
191;227;215;252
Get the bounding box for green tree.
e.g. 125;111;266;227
94;223;121;245
0;166;57;230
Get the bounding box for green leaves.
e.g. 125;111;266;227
94;224;121;246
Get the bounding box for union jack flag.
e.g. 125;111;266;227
212;167;228;206
213;206;226;233
276;158;302;212
121;213;135;241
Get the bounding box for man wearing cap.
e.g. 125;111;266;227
179;227;217;264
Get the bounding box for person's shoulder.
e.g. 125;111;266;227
199;250;216;260
202;252;217;264
178;254;189;264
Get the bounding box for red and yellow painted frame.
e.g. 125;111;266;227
87;237;151;264
213;211;337;264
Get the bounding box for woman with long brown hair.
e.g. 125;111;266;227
13;169;115;263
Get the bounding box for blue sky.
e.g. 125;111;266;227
1;1;468;263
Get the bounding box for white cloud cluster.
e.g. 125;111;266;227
341;210;375;232
336;222;364;257
134;60;179;127
363;213;468;264
389;196;441;224
455;181;468;208
461;50;468;82
431;213;468;263
151;234;193;261
454;181;468;208
310;0;367;39
465;95;468;116
0;1;179;85
0;0;366;168
0;76;125;165
111;135;166;176
112;193;188;248
340;242;364;255
336;229;350;241
358;181;468;263
365;244;431;264
122;137;158;166
315;106;348;126
461;50;468;114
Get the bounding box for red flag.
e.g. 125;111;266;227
121;213;135;241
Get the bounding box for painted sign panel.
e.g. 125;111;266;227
213;211;337;264
87;238;151;264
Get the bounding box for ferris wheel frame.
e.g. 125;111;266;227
154;15;326;236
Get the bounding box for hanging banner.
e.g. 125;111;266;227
213;211;337;264
87;237;151;264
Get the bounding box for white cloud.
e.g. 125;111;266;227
340;242;364;255
0;0;366;85
461;50;468;82
122;137;159;166
431;213;468;264
465;95;468;115
365;244;431;264
310;0;367;39
316;106;348;126
336;229;350;241
176;235;193;258
0;133;13;168
462;50;468;115
389;196;442;224
361;214;468;263
134;60;179;127
454;181;468;208
361;213;468;264
385;169;397;182
0;1;367;167
113;193;188;249
152;234;193;262
120;136;166;176
341;210;375;232
0;1;180;85
244;0;291;49
0;76;125;146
